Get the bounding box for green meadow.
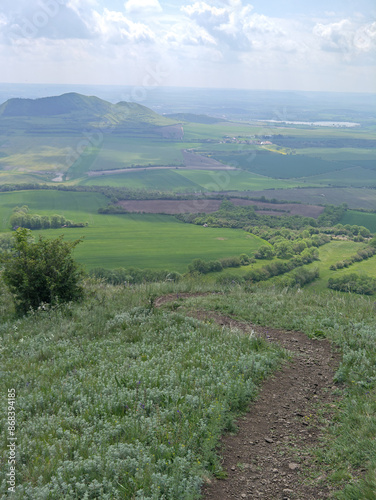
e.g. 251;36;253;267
196;239;375;293
80;169;201;191
340;210;376;233
175;169;305;190
68;137;197;177
212;150;346;179
0;190;266;272
302;166;376;187
79;167;307;192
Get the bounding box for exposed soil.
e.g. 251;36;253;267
156;293;341;500
218;188;376;211
116;198;324;217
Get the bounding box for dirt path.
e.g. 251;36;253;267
156;294;341;500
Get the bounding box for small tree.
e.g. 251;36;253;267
254;245;275;260
1;228;83;315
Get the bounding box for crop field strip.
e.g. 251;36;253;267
220;188;376;211
115;198;325;218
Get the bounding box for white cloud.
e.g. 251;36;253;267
181;2;228;25
181;1;290;52
244;14;285;36
92;9;156;43
313;19;376;55
125;0;162;14
313;19;353;52
0;0;375;92
165;22;217;46
353;21;376;52
2;1;93;41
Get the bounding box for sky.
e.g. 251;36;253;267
0;0;375;92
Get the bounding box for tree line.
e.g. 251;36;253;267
10;206;88;230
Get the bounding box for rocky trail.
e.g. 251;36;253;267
156;294;341;500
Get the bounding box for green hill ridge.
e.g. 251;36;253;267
0;92;176;127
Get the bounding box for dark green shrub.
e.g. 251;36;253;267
1;228;83;315
328;273;376;295
219;256;241;268
254;245;275;259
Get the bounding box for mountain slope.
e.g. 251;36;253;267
0;93;177;128
0;93;113;118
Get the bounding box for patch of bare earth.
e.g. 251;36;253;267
115;198;324;217
156;294;341;500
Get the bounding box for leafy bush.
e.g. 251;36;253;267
277;267;320;288
219;256;241;269
1;228;83;315
328;273;376;295
254;245;275;260
188;254;249;274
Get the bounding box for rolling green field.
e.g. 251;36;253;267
79;168;307;192
80;169;201;191
302;166;376;187
0;190;266;271
212;150;348;179
304;240;375;292
175;169;305;191
340;210;376;233
294;147;376;162
67;137;198;180
197;239;374;293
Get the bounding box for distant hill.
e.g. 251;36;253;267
0;93;112;117
165;113;228;124
0;93;176;129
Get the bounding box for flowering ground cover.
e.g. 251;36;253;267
0;282;286;499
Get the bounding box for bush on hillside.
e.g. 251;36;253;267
1;228;83;315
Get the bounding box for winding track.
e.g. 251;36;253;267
156;293;341;500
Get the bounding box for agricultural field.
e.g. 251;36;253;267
175;169;305;191
67;137;198;180
210;150;354;179
302;166;376;187
222;188;376;211
340;210;376;233
82;168;308;192
197;239;374;293
79;168;201;191
0;190;266;272
116;198;324;218
1;93;375;199
304;240;376;292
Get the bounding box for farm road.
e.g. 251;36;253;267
156;293;341;500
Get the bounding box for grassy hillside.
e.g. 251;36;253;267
0;281;375;498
